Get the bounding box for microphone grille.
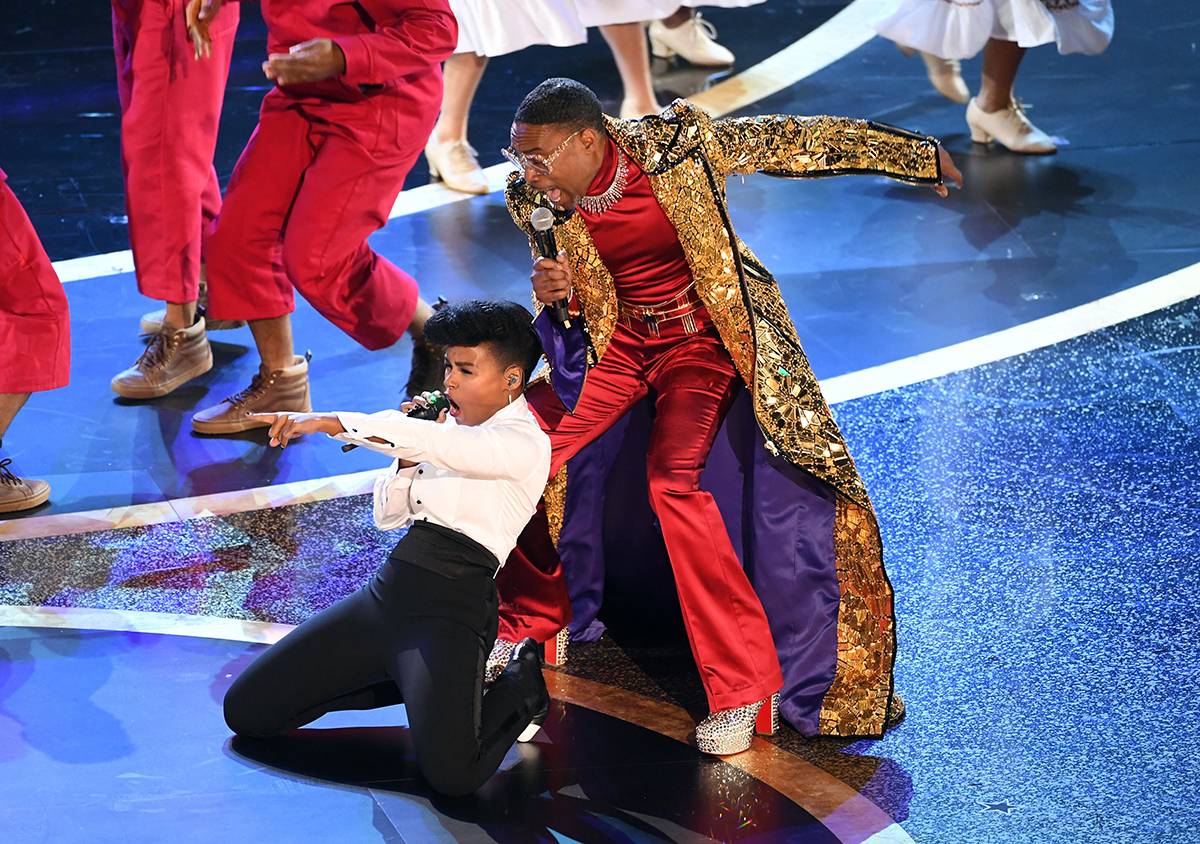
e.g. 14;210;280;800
530;206;555;232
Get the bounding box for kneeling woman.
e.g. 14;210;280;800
223;300;551;797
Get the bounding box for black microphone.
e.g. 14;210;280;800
341;391;451;452
530;206;571;329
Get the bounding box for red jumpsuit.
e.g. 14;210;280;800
111;0;240;304
498;140;785;714
205;0;457;350
0;168;70;394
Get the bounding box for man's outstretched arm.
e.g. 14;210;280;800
704;110;962;196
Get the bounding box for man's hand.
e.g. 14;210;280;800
933;145;964;198
263;39;347;86
185;0;223;60
400;392;449;424
249;412;345;448
531;250;572;306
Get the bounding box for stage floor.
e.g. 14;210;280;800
1;1;1198;842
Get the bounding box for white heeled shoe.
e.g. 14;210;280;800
425;137;489;195
898;44;969;104
966;97;1057;155
649;14;734;67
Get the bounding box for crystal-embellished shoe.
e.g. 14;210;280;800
543;627;569;667
484;638;517;685
885;693;906;730
485;628;569;686
694;692;779;756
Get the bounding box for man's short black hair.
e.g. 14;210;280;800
514;78;604;133
423;300;543;383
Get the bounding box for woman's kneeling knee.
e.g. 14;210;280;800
419;756;483;797
223;682;285;738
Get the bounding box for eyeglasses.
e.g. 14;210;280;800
501;129;581;176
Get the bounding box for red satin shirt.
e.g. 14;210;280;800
577;137;695;307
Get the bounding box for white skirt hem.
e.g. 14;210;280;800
874;0;1114;60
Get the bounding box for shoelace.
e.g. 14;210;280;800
689;12;719;43
0;458;23;486
135;330;175;370
223;372;269;408
1009;97;1037;128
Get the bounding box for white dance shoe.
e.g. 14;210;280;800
649;14;734;67
425;137;489;195
966;97;1057;155
898;44;969;104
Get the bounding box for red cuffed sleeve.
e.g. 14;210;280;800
335;0;457;87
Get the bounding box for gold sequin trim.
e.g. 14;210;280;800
817;497;896;737
696;110;940;185
543;464;568;546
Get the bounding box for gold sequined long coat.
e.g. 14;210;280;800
506;99;941;737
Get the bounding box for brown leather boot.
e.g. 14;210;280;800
191;353;312;435
404;339;446;398
0;458;51;513
139;278;245;334
404;296;448;398
112;317;213;399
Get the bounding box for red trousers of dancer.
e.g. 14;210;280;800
0;171;70;394
204;90;429;350
499;315;785;713
112;0;239;304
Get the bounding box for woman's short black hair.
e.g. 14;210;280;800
422;300;543;383
514;78;605;133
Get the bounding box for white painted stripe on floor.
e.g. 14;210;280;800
54;249;136;283
690;0;892;115
50;0;887;284
821;260;1200;404
0;604;294;644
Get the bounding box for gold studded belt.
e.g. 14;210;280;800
617;284;705;337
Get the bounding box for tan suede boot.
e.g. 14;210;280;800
112;317;213;399
191;353;312;435
0;458;51;514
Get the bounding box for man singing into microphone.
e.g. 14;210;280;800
223;300;552;797
491;78;964;754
